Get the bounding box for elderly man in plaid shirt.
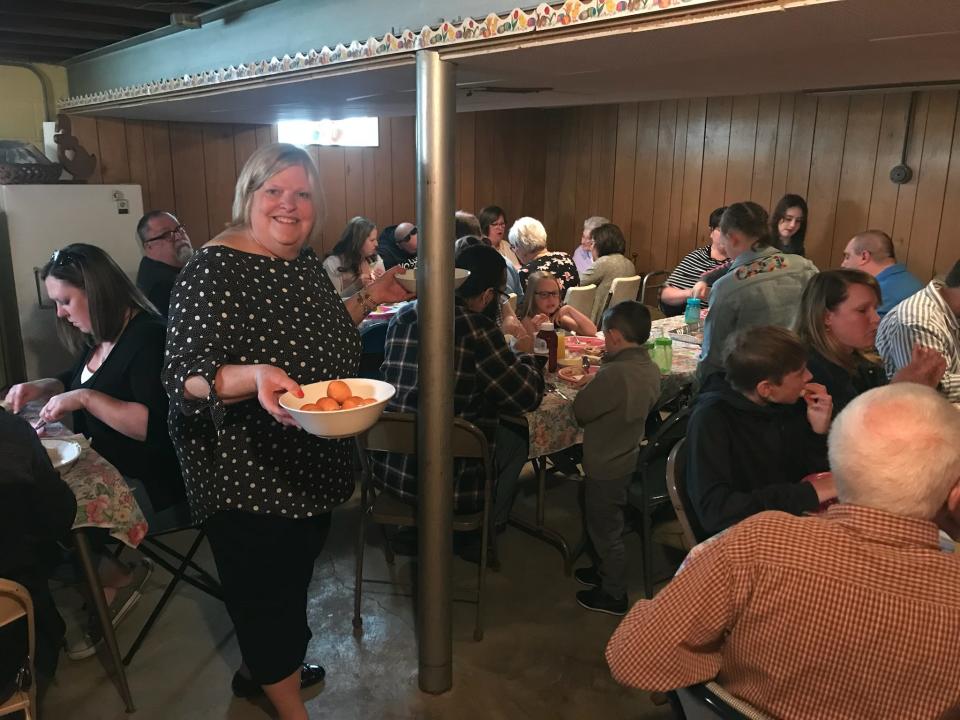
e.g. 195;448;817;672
373;245;544;558
606;383;960;719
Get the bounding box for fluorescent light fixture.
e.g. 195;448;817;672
278;117;379;147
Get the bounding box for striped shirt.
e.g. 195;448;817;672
373;302;544;512
606;505;960;719
665;246;728;291
875;280;960;402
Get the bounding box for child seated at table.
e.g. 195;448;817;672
572;301;660;615
518;271;597;337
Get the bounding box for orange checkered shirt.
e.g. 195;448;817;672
606;505;960;719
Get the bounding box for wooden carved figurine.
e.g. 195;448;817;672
54;114;97;181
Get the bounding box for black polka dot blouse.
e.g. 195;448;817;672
163;246;361;524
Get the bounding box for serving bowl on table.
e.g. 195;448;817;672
41;438;82;473
396;268;470;294
279;378;396;439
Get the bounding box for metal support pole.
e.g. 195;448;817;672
415;49;456;694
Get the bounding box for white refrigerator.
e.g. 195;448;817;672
0;184;144;386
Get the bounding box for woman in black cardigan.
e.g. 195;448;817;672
4;243;184;656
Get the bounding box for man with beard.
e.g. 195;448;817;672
135;210;194;316
373;245;544;558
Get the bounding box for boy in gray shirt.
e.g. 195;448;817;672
572;301;661;614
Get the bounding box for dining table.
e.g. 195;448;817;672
32;409;145;712
506;314;702;573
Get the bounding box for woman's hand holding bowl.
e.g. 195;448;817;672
254;365;304;427
367;265;415;304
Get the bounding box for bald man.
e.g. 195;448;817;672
377;222;418;270
841;230;923;315
607;383;960;719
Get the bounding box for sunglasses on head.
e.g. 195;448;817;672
397;226;418;242
50;249;81;267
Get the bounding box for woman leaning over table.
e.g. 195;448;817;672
5;244;180;657
163;143;409;720
796;269;945;415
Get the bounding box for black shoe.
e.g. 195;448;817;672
576;587;628;616
574;566;600;587
231;663;326;698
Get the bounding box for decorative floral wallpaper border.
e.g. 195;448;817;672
59;0;718;110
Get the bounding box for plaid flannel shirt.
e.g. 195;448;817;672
372;302;544;513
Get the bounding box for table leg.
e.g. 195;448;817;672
74;529;136;712
508;457;573;575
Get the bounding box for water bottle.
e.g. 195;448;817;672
654;335;673;375
684;297;702;325
537;322;559;373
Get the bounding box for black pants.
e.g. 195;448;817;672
205;510;332;685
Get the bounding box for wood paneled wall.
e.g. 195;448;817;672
67;109;545;255
70;90;959;280
541;91;960;282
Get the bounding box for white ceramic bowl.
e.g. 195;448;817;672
279;379;396;439
396;268;470;294
41;438;81;473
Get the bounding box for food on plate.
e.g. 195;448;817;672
582;346;604;358
327;380;352;403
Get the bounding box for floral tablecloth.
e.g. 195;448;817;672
523;316;700;459
47;429;148;548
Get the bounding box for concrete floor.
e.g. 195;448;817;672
43;470;677;720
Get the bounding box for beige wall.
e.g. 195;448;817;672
0;63;68;148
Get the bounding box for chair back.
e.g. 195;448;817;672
640;270;670;306
666;437;707;547
0;579;35;719
505;293;518;313
563;284;596;317
635;407;691;505
607;275;642;309
675;682;774;720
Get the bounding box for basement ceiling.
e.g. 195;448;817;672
74;0;960;123
0;0;243;64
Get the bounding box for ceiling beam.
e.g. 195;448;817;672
1;1;162;29
0;31;102;50
57;0;216;13
1;20;131;41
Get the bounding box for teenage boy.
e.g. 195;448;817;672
687;325;837;537
572;301;661;615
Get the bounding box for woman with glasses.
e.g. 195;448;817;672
478;205;520;269
573;216;608;276
162;143;409;719
578;222;637;324
518;271;597;337
4;242;183;656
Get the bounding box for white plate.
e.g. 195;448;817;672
396;268;470;294
41;438;82;473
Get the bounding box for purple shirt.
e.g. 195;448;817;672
573;245;594;275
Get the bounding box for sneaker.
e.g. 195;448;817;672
66;559;153;660
576;587;628;616
574;566;600;587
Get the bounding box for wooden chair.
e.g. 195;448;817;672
563;284;596;317
640;270;670;307
675;681;774;719
665;437;708;548
604;275;642;314
627;407;691;598
0;579;35;720
353;412;494;641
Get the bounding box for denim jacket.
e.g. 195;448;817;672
699;246;819;380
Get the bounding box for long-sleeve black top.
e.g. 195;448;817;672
686;381;824;536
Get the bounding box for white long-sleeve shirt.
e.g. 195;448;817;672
875;280;960;402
